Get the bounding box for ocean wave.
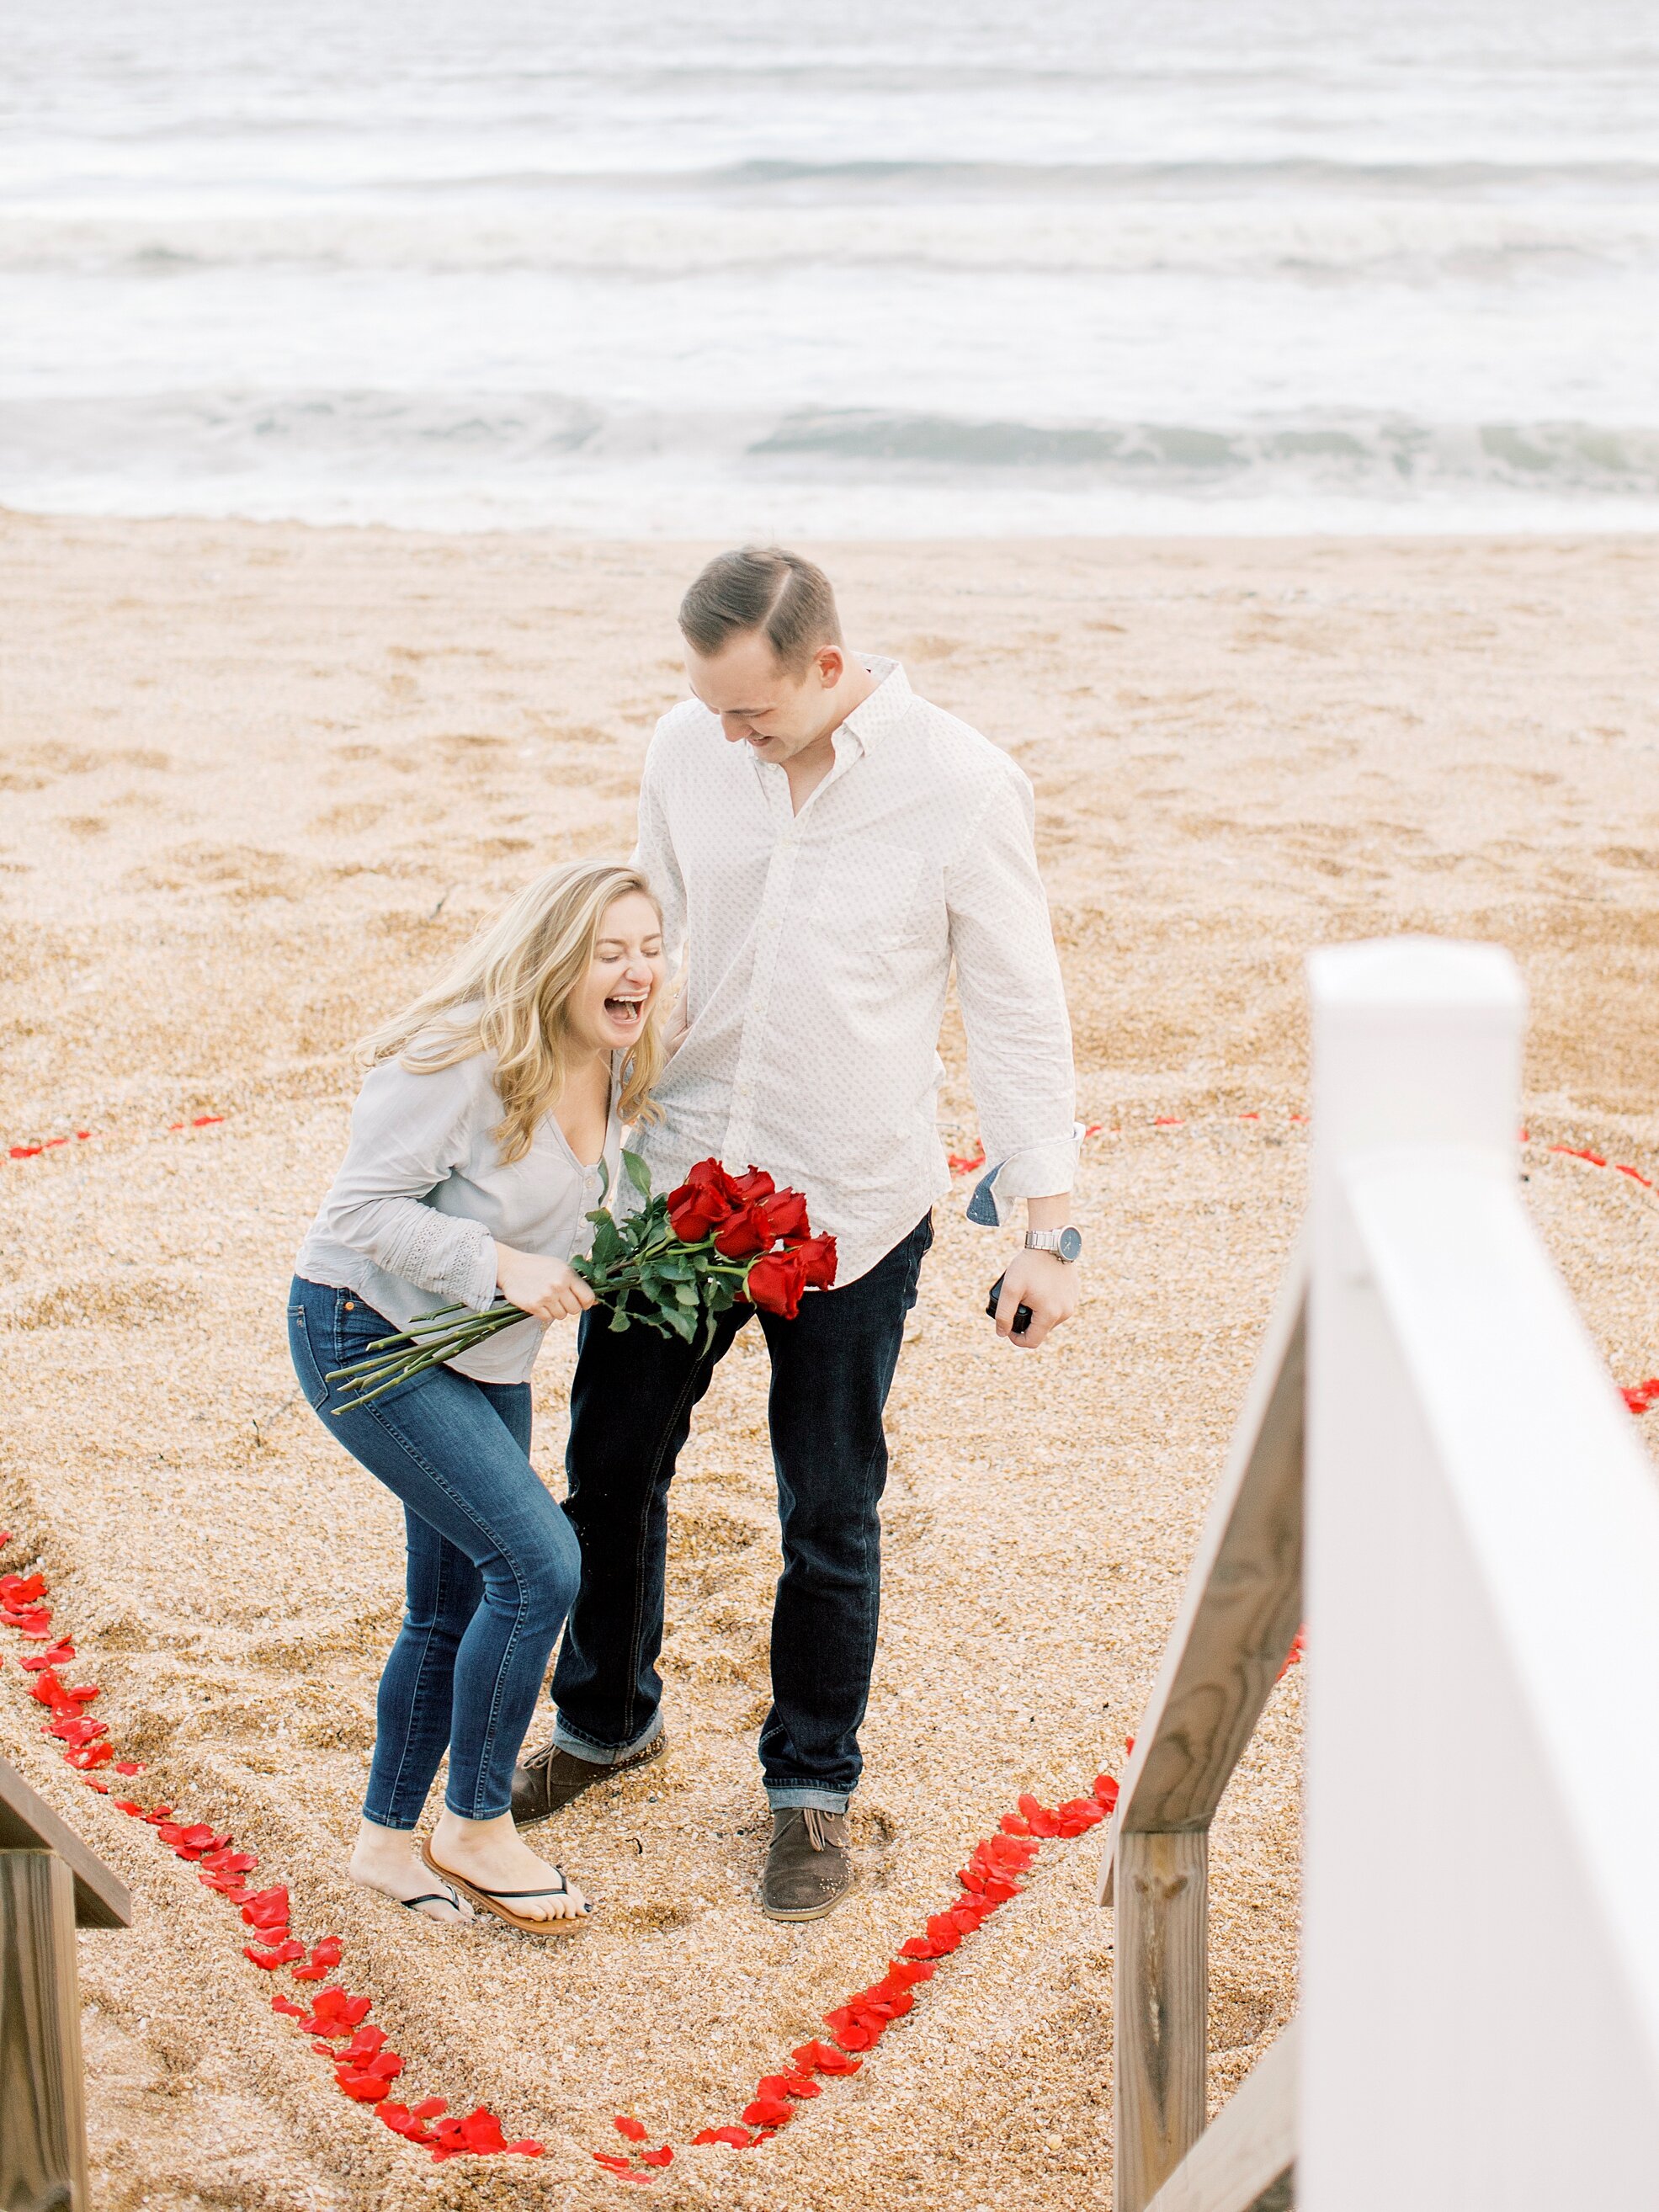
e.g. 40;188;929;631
4;391;1658;502
4;198;1656;281
749;410;1659;492
672;155;1659;199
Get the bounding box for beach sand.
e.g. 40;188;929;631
2;514;1656;2209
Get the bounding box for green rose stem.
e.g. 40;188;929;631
323;1151;817;1409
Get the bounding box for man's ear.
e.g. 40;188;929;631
815;643;845;688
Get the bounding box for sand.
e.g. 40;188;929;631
2;514;1656;2211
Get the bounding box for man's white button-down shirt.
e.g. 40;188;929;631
632;658;1077;1286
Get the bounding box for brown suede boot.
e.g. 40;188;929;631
509;1730;666;1828
761;1807;853;1921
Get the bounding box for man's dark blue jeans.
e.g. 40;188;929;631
550;1211;933;1811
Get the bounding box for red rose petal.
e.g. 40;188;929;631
243;1939;306;1970
376;2103;431;2141
742;2096;793;2128
614;2116;649;2142
336;2070;391;2103
883;1959;935;1992
791;2039;861;2076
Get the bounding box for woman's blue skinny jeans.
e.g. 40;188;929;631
287;1277;580;1825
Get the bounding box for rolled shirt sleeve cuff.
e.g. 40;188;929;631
966;1129;1081;1227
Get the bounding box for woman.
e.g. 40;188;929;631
287;860;666;1932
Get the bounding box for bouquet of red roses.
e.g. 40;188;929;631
327;1154;836;1409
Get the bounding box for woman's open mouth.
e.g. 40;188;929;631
604;993;646;1030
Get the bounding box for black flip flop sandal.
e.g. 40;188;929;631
420;1836;590;1935
400;1884;468;1917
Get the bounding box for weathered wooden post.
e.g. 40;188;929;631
0;1757;130;2212
1101;1256;1306;2212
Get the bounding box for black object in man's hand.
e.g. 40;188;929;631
986;1275;1034;1337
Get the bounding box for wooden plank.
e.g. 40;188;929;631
1144;2021;1298;2212
0;1850;90;2212
1114;1829;1208;2212
0;1759;130;1931
1100;1247;1305;1906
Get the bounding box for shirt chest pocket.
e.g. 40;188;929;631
806;840;929;954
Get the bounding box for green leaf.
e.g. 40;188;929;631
589;1215;624;1268
673;1282;698;1307
621;1148;652;1201
607;1303;631;1332
661;1300;696;1342
618;1209;653;1252
595;1156;610;1204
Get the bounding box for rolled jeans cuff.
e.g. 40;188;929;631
766;1784;851;1815
551;1714;663;1767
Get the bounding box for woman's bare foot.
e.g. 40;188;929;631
429;1807;588;1922
349;1817;475;1923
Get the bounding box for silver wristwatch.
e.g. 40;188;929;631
1024;1226;1082;1263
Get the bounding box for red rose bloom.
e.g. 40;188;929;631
746;1247;807;1319
790;1232;837;1289
731;1167;777;1205
666;1158;744;1240
761;1186;811;1240
713;1203;771;1258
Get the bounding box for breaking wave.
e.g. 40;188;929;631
5;392;1658;525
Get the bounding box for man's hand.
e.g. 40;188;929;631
495;1244;596;1324
993;1248;1078;1349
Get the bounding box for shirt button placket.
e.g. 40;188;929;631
726;838;795;1164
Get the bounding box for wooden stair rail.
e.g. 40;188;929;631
1098;1246;1305;2212
0;1757;131;2212
1143;2021;1296;2212
1103;933;1659;2211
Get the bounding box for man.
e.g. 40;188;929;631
513;546;1082;1919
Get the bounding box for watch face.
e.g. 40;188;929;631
1057;1226;1082;1263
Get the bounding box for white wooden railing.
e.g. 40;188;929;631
1099;936;1659;2212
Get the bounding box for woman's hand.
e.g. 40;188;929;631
494;1244;595;1324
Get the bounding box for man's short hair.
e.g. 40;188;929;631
678;546;843;673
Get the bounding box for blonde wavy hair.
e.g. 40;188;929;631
360;860;666;1163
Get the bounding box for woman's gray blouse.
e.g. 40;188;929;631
294;1050;620;1384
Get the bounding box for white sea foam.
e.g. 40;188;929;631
4;0;1657;533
